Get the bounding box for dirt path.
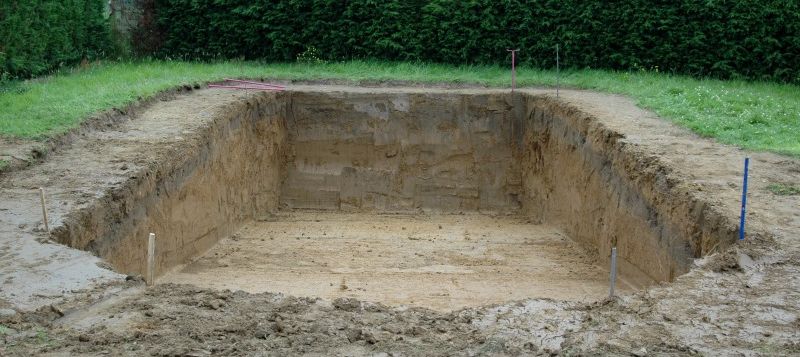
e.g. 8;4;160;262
0;84;798;355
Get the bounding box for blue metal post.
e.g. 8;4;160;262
739;158;750;241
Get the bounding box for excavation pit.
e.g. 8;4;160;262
50;87;735;311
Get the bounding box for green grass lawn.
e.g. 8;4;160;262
1;60;798;157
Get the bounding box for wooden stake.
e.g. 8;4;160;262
609;247;618;298
39;188;49;233
506;48;520;92
147;233;156;286
739;157;750;241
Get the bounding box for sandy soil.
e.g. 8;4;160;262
161;212;629;310
0;83;798;355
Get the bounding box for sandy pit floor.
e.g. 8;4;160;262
160;212;632;310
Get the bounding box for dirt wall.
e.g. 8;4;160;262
52;93;288;277
281;92;522;212
516;95;738;283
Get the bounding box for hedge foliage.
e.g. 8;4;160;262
0;0;111;79
152;0;800;83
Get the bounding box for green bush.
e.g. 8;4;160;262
0;0;111;79
152;0;800;83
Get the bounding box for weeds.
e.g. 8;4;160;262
296;46;326;64
767;183;800;196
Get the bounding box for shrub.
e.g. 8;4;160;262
0;0;112;79
151;0;800;83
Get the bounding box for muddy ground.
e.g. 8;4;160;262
2;257;798;356
1;83;799;356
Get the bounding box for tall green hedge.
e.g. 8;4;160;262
0;0;111;79
153;0;800;83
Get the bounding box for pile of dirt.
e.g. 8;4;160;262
1;284;545;356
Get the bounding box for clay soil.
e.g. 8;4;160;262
1;84;799;356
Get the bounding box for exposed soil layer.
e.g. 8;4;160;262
161;212;629;310
283;92;520;212
1;84;799;355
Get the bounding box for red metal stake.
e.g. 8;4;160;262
208;84;282;91
223;78;285;89
208;79;286;92
507;49;520;92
